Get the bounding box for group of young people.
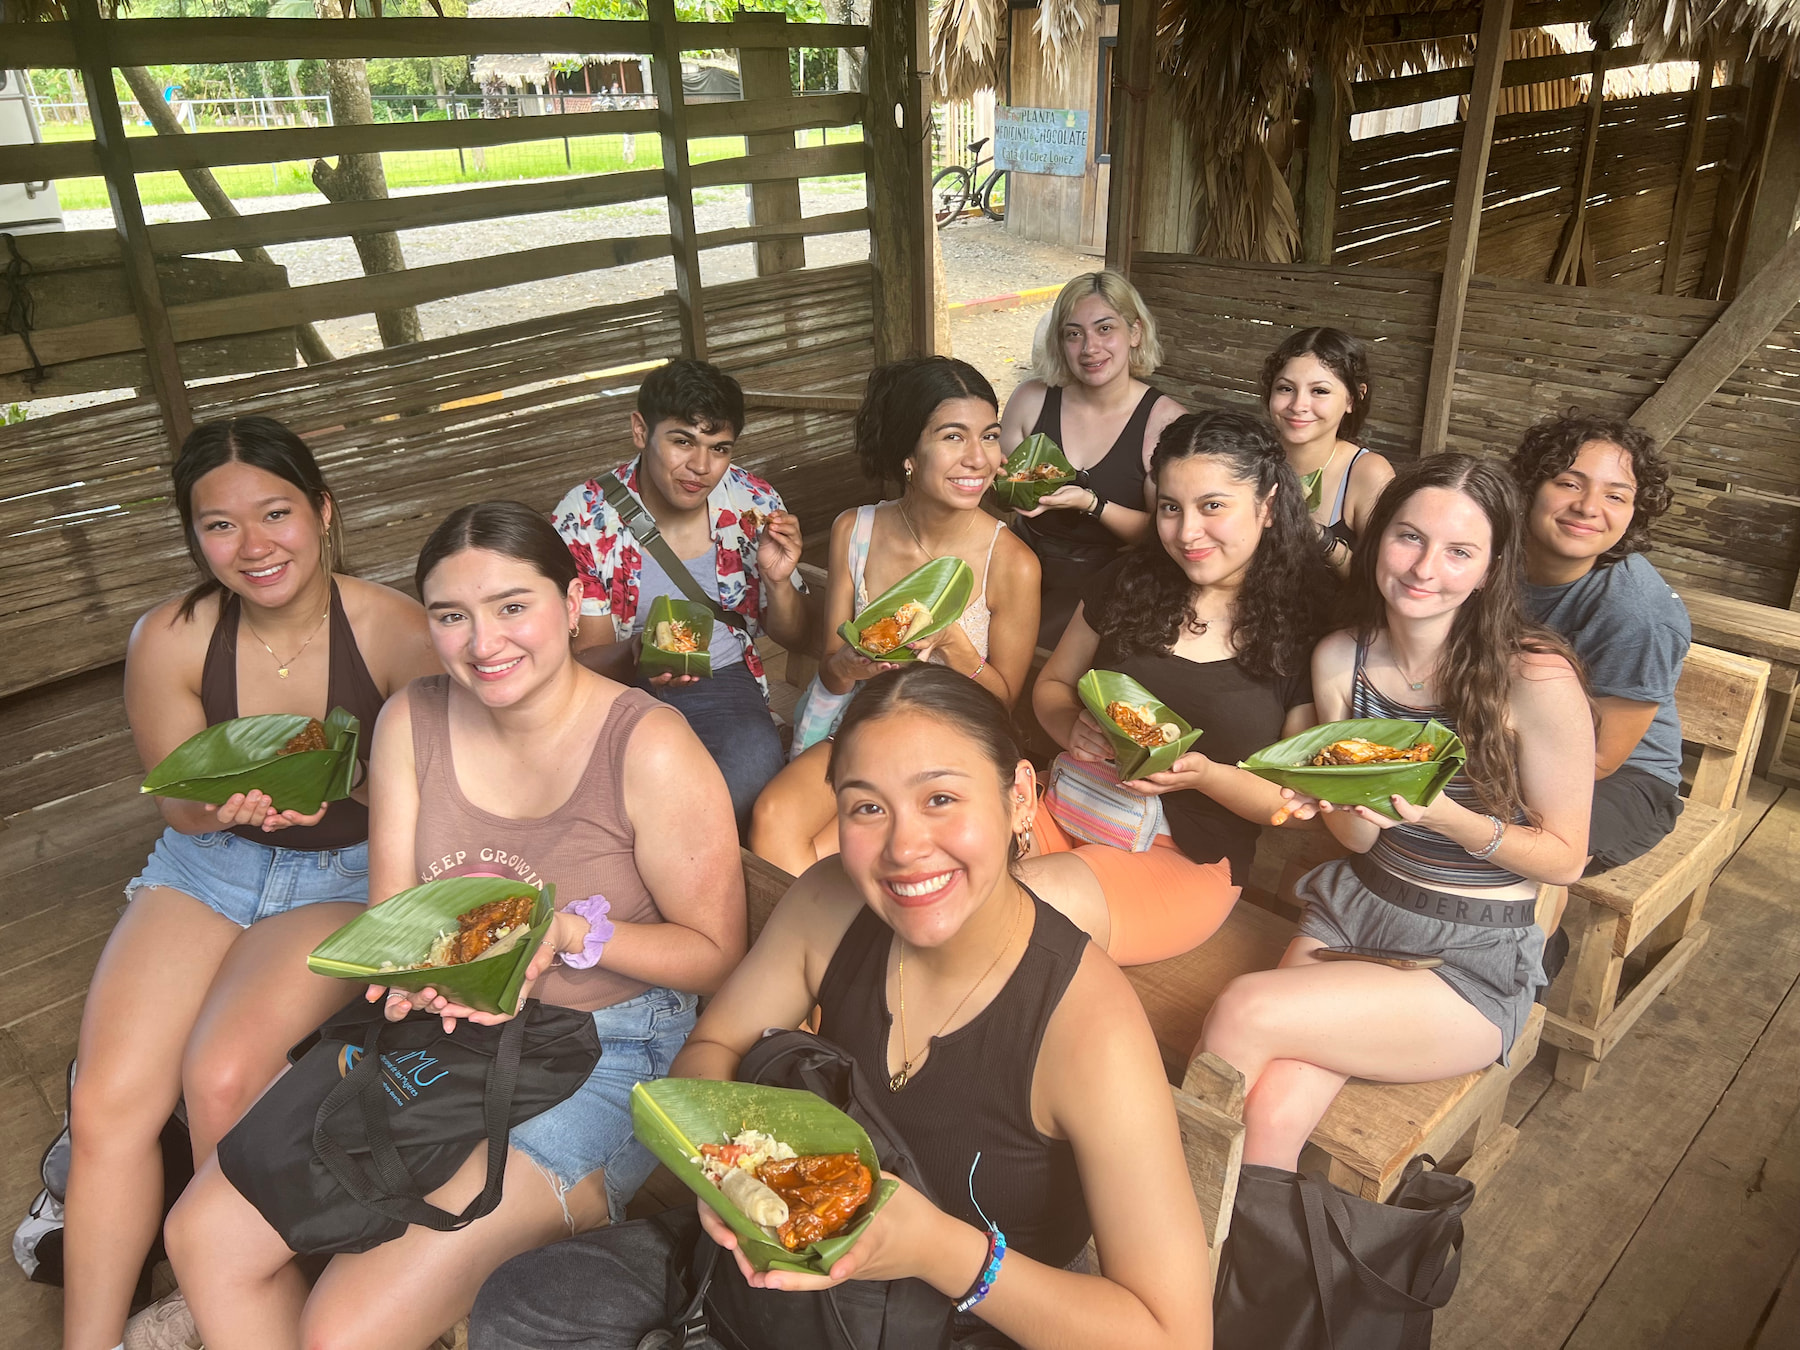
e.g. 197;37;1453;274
64;268;1690;1350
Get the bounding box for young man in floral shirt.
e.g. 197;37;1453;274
552;360;807;833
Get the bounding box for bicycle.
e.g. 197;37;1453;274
932;136;1007;228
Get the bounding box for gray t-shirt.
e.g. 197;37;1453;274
635;546;746;669
1523;552;1690;786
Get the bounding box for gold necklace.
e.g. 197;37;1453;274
898;499;975;562
889;893;1024;1093
243;604;330;679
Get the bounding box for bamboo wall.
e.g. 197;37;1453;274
1134;254;1800;608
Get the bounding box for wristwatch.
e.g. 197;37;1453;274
1084;489;1106;518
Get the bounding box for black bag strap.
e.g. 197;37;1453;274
1297;1177;1339;1350
312;1012;528;1232
1300;1169;1464;1346
603;471;751;635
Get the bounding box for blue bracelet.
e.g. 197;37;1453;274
954;1228;1007;1313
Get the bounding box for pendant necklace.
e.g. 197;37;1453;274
244;604;330;679
898;499;973;561
1394;656;1432;692
889;894;1024;1093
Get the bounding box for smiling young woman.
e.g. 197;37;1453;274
1200;456;1594;1171
748;358;1040;877
469;664;1213;1350
64;417;442;1350
1022;411;1336;966
166;501;745;1350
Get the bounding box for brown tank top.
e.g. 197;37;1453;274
407;674;664;1012
200;579;385;852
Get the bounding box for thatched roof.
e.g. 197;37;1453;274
1624;0;1800;61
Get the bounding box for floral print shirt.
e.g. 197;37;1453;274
550;458;795;700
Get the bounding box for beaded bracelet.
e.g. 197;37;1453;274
955;1227;1007;1313
1470;815;1506;860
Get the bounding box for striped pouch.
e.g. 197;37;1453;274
1044;752;1164;852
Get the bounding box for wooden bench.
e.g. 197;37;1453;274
1682;590;1800;790
1542;643;1770;1089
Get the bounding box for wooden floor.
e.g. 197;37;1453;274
2;773;1797;1349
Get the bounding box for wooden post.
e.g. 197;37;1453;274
648;0;706;358
1631;222;1800;448
1418;0;1513;456
1701;58;1783;300
1661;48;1714;296
865;0;932;359
1301;62;1344;265
1548;43;1610;286
737;11;805;276
1103;0;1155;275
68;0;191;453
1736;67;1800;287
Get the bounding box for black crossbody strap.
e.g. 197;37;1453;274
602;471;750;635
312;1012;528;1232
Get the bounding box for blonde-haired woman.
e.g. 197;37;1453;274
1000;270;1185;646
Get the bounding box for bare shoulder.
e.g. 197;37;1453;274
1350;446;1395;484
1313;628;1358;677
128;591;215;670
338;573;425;626
1040;945;1163;1100
338;574;438;690
766;855;873;982
989;517;1040;583
1003;379;1049;424
1147;392;1186;429
1513;648;1583;693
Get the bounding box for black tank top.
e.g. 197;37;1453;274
200;579;385;852
816;894;1092;1268
1022;384;1164;553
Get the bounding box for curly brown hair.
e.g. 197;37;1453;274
1259;327;1373;443
1507;410;1672;564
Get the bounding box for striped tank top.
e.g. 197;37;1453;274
1351;640;1528;891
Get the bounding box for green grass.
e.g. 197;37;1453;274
41;121;864;213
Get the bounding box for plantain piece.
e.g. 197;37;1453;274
720;1166;791;1228
280;718;329;756
1311;738;1437;767
993;432;1078;510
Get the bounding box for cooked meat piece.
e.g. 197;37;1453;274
280;718;329;755
740;508;768;537
1105;700;1180;749
859;600;931;656
759;1152;874;1250
1006;463;1066;482
446;894;536;965
1310;738;1436;767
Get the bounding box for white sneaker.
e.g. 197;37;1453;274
124;1290;201;1350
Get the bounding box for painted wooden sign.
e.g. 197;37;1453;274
993;106;1089;177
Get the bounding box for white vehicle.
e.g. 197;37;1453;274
0;68;64;236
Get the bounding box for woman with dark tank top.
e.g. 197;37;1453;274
999;271;1184;646
1201;457;1593;1173
1024;411;1335;967
64;417;440;1350
1260;326;1395;579
169;502;745;1348
469;665;1211;1350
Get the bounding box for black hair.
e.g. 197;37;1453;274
171;416;342;621
414;500;579;598
827;665;1031;864
1260;327;1374;443
1507;409;1673;563
854;357;998;483
637;359;745;438
1092;409;1338;679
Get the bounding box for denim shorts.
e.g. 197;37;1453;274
125;826;369;927
510;986;698;1223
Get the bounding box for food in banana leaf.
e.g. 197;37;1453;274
697;1130;871;1249
1005;463;1067;483
740;508;768;537
699;1130;798;1227
652;619;702;654
1106;700;1182;749
1311;738;1437;767
382;894;537;971
859;599;933;657
280;718;330;756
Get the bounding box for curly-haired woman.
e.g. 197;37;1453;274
1022;410;1337;965
1200;455;1593;1170
1509;410;1688;876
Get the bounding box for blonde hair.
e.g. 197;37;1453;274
1032;270;1164;386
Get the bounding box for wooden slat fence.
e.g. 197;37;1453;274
1133;254;1800;608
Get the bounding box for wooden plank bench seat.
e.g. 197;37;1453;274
1543;644;1770;1089
1681;590;1800;787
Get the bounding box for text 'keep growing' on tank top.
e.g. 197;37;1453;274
1023;384;1164;553
1350;641;1528;891
200;579;385;852
406;675;666;1012
816;894;1092;1269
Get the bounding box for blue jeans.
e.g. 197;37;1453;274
644;660;784;836
125;826;368;926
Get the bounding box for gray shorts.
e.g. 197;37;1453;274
1296;858;1545;1066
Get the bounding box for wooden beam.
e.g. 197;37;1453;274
1350;43;1642;114
649;0;706;359
1361;0;1601;43
1301;63;1344;265
1103;0;1155;276
1420;0;1514;455
1662;51;1716;296
1631;225;1800;447
695;208;867;253
1736;68;1800;287
1549;43;1610;285
1702;58;1783;298
67;0;190;453
865;0;932;360
738;13;806;276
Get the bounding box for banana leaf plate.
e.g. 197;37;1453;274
630;1078;897;1275
1077;669;1202;780
140;706;360;815
307;877;556;1016
638;595;715;679
838;556;976;663
1238;718;1465;820
1301;465;1326;513
993;432;1078;511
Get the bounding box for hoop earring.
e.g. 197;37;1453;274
320;530;333;582
1014;817;1036;857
